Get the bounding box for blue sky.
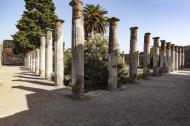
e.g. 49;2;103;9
0;0;190;53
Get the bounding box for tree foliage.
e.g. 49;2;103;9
64;34;128;91
83;4;109;39
12;0;56;53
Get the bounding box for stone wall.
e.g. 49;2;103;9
2;40;24;65
184;45;190;67
0;44;3;67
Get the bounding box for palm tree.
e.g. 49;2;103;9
83;4;109;39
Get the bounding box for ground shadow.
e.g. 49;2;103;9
12;79;55;86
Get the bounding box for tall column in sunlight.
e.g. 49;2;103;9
153;37;160;76
143;32;151;79
160;40;166;72
45;28;53;80
171;44;175;72
129;27;138;83
178;46;182;70
108;17;120;90
54;18;64;87
166;42;171;73
30;51;33;70
70;0;85;99
40;34;46;78
175;46;178;71
35;48;40;75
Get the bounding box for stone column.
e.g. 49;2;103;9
32;51;36;72
143;32;151;79
171;44;175;72
166;42;171;73
54;18;64;86
129;27;138;83
160;40;166;72
181;47;184;69
35;48;40;75
183;47;185;68
45;28;53;80
178;46;182;70
175;46;178;71
70;0;85;99
152;37;160;76
108;17;120;90
40;34;46;78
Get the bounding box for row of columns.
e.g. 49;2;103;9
25;19;64;87
141;32;185;79
23;0;186;99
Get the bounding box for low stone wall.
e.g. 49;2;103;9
2;40;24;65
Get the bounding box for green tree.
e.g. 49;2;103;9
12;0;56;53
83;4;109;39
64;34;128;91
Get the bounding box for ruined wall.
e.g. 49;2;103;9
184;45;190;67
0;44;3;67
2;40;24;65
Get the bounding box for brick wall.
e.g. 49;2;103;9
2;40;24;65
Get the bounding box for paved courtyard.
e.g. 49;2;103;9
0;66;190;126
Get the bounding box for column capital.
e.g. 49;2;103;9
160;40;166;43
152;37;160;40
45;28;54;31
145;32;151;35
108;17;120;26
130;27;138;31
166;42;171;50
55;18;65;23
69;0;83;7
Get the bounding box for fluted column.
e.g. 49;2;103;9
175;46;178;71
171;44;175;72
54;18;64;86
166;42;171;73
40;35;46;78
178;46;182;70
35;48;40;75
143;33;151;79
129;27;138;83
45;28;53;80
70;0;85;99
160;40;166;72
153;37;160;76
108;17;119;90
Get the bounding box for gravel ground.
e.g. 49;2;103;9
0;66;190;126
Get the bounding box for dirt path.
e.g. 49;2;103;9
0;66;190;126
